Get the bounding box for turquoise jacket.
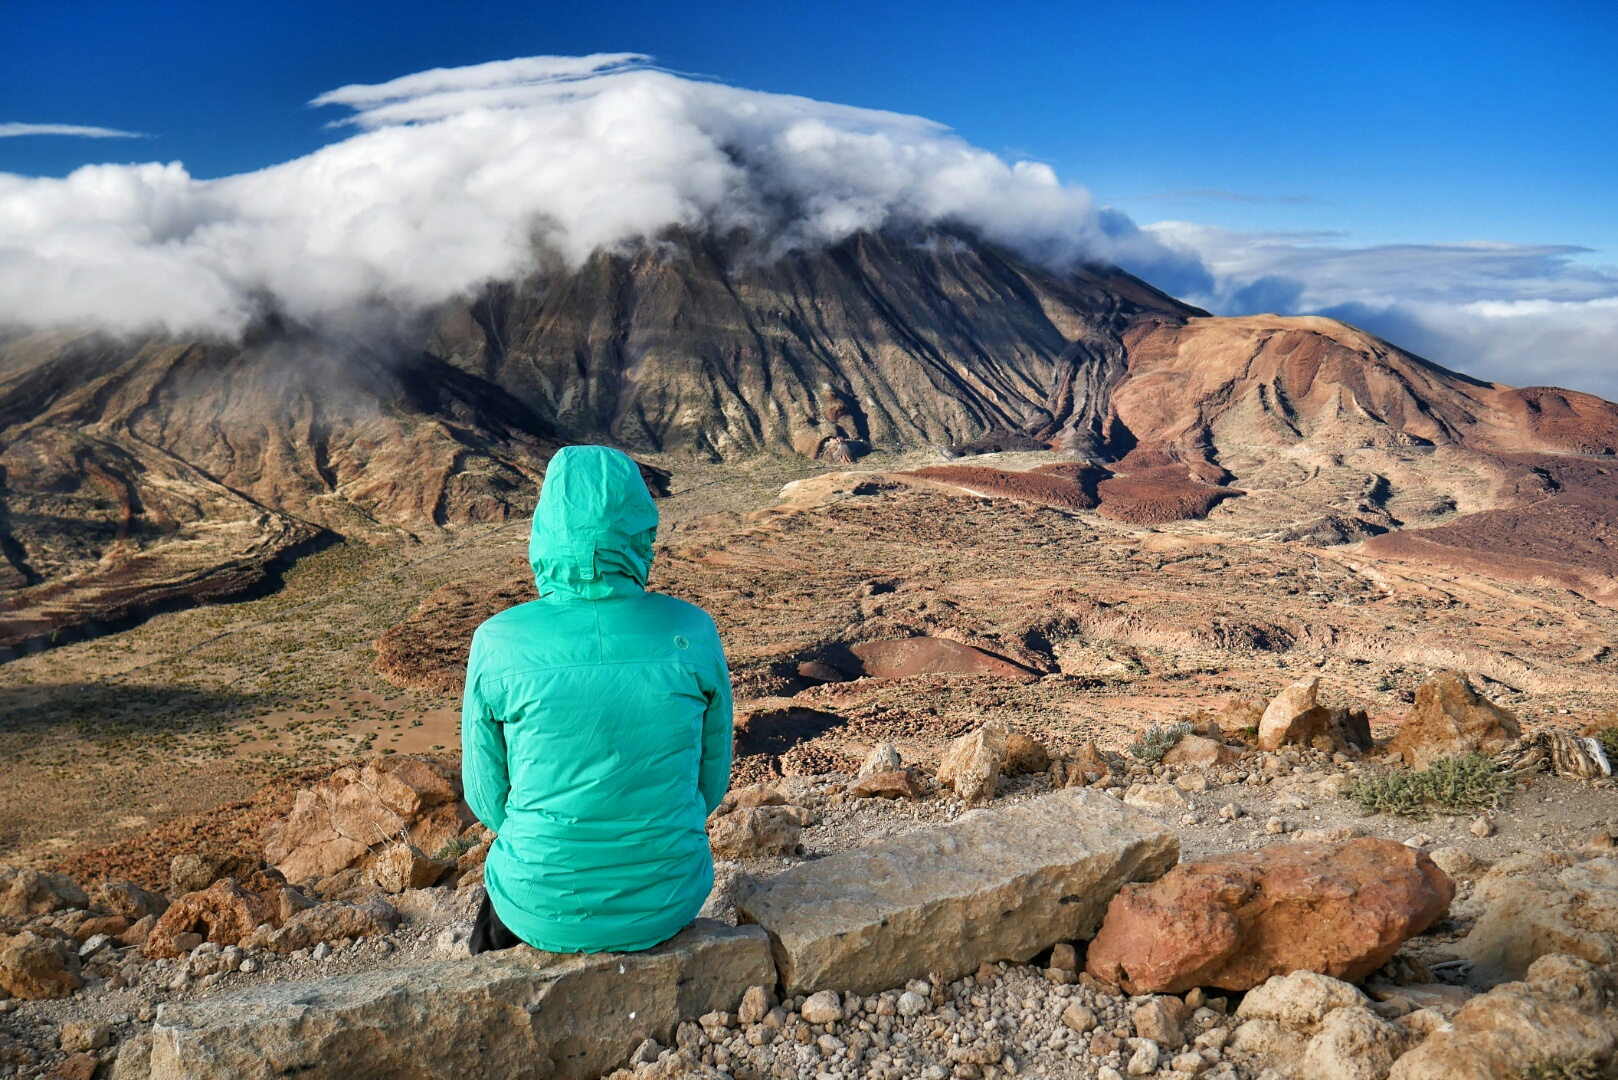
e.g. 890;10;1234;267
461;445;732;953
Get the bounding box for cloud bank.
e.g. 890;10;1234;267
1146;223;1618;399
0;53;1610;400
0;54;1175;338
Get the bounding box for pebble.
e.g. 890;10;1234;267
312;943;332;961
1470;816;1494;838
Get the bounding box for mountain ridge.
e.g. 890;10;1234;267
3;228;1615;653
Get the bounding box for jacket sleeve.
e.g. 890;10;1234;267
460;635;510;834
697;644;734;816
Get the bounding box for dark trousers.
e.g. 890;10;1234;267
469;891;524;955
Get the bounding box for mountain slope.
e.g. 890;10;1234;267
3;228;1616;652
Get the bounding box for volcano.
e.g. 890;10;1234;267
3;229;1617;652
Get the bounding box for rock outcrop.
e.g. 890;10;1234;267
0;869;89;917
706;806;808;858
935;724;1008;805
1085;838;1454;993
141;876;288;959
149;921;773;1079
1387;670;1521;768
0;931;83;1000
734;787;1178;995
1257;678;1371;753
1454;853;1618;984
260;757;475;883
1388;954;1618;1080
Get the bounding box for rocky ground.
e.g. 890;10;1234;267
3;456;1618;1078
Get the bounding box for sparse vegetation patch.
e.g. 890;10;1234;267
1130;722;1193;763
1342;753;1507;817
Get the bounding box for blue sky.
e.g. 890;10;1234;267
3;0;1615;393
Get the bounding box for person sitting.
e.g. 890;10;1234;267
460;444;732;954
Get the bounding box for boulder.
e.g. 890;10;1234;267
723;785;788;811
847;769;924;800
1386;670;1521;769
857;743;902;778
169;853;261;896
261;756;475;884
1229;1019;1307;1074
706;806;806;858
1122;784;1188;811
1235;971;1369;1031
391;887;474;926
936;724;1007;804
1300;1006;1418;1080
1258;678;1332;751
1453;854;1618;984
1070;741;1113;779
150;921;773;1080
1388;955;1618;1080
241;897;399;954
734;787;1178;995
0;931;83;999
1085;838;1454;993
0;868;88;917
141;877;284;959
369;844;454;894
1161;735;1240;768
95;881;170;921
1003;731;1051;776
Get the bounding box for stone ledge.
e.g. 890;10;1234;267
149;920;772;1080
736;787;1179;995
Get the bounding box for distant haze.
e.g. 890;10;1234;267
0;53;1613;399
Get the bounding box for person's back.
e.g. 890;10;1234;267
461;445;732;953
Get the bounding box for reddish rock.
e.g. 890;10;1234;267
1388;670;1521;769
0;932;83;1000
1085;838;1454;994
140;878;283;958
71;915;131;942
847;769;924;800
1161;734;1240;768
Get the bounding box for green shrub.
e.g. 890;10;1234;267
434;836;476;861
1342;753;1506;817
1130;722;1193;763
1594;725;1618;764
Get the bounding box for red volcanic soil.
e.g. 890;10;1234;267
1094;470;1243;526
903;461;1240;525
849;637;1036;680
1362;453;1618;606
904;466;1098;509
1489;387;1618;456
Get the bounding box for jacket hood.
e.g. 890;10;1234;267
529;445;658;601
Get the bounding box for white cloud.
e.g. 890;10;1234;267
0;54;1149;337
1138;222;1618;399
0;122;143;139
0;54;1609;404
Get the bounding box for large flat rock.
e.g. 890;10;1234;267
148;920;773;1080
735;787;1178;995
